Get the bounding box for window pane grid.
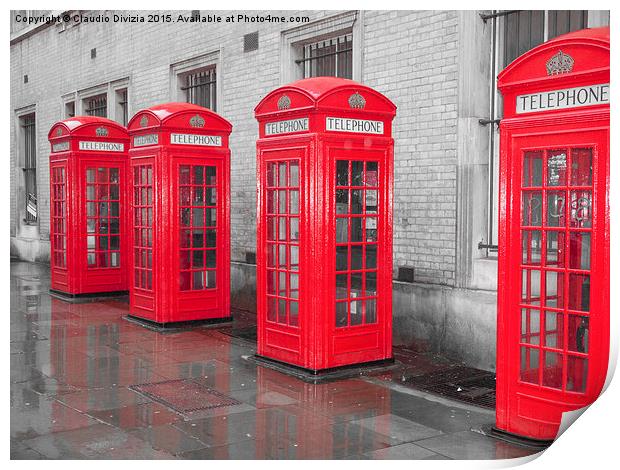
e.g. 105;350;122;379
86;167;121;268
22;115;37;223
266;160;300;327
519;146;592;393
51;167;67;268
133;165;153;290
179;165;217;291
335;160;379;328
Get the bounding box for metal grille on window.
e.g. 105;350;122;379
183;68;217;111
86;167;121;268
85;94;108;117
22;115;37;223
133;165;153;290
179;165;218;291
335;160;379;327
299;33;352;79
519;147;592;393
265;161;300;327
503;11;587;68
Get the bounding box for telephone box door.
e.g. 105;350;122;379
498;128;609;439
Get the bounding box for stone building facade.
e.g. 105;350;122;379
10;9;610;370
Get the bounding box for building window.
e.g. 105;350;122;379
21;114;37;224
503;10;587;68
116;89;128;126
182;68;217;111
297;33;353;79
65;101;75;118
84;94;107;117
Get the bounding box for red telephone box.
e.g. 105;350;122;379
48;117;129;299
495;27;610;442
254;77;396;372
126;103;232;327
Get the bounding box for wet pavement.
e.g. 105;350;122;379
10;261;541;460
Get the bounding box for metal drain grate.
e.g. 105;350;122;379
404;366;496;409
129;378;242;414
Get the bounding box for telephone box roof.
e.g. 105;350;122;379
48;116;128;140
255;77;396;117
127;102;232;132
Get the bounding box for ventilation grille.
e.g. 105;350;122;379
244;32;259;52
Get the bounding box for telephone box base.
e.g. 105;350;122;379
124;314;233;333
480;426;553;451
251;354;395;383
49;289;129;304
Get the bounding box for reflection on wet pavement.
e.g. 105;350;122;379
10;261;540;460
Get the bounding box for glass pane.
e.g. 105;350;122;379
206;208;216;227
87;185;95;200
206;188;216;206
336;246;348;271
290;246;299;271
350;218;363;242
546;150;567;186
267;297;277;322
278;299;287;323
365;272;377;297
206;250;216;268
336;189;348;214
87;219;96;233
570;148;592;186
278;190;287;213
350;300;363;325
545;231;565;267
193;166;204;185
278;272;287;297
351;161;364;186
179;166;191;185
110;236;120;250
546;191;565;227
290;218;299;241
545;271;564;308
180;272;191;291
206;166;216;185
366;217;378;242
522;230;542;265
267;217;276;241
192;230;204;248
192;271;204;289
278;162;287;187
267;190;276;214
289;301;299;327
87;202;97;217
351;190;363;214
351;245;363;270
569;232;591;270
570;190;592;228
111;252;120;267
542;351;563;389
521;269;541;306
193;188;204;204
192;250;204;268
366;245;377;269
206;230;216;248
267;270;276;295
521;308;540;345
278;244;287;268
267;163;277;187
336;274;348;299
522;192;542;226
566;356;588;393
568;315;589;353
366;299;377;324
290;162;299;187
336;160;349;186
87;252;96;266
523;151;543;187
544;311;564;349
87;169;95;183
568;274;590;312
192;208;204;227
290;190;299;214
336;301;348;327
206;271;216;288
87;236;96;249
180;250;190;269
289;274;299;299
336;218;348;243
365;190;378;213
365;162;378;186
520;347;539;384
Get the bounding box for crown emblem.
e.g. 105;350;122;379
546;50;574;76
95;126;108;137
277;95;291;110
56;128;62;136
348;92;366;109
140;115;148;127
190;114;205;128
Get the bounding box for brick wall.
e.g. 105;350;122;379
10;9;459;285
